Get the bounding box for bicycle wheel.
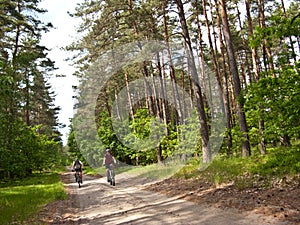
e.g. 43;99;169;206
78;176;81;188
107;170;111;183
76;173;81;188
111;170;115;186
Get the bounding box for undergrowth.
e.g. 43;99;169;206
175;144;300;189
0;172;67;225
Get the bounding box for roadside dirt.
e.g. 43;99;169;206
35;169;299;225
145;176;300;225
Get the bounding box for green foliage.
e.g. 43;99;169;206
225;123;243;156
95;109;176;166
97;111;129;165
245;63;300;145
160;128;178;159
0;172;66;225
176;110;202;158
246;1;300;149
95;108;204;166
67;124;86;164
130;108;153;139
124;108;165;165
0;122;63;179
0;0;63;179
250;3;300;53
249;146;300;176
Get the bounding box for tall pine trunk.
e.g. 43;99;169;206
214;0;233;154
245;0;266;154
175;0;211;163
162;2;183;124
236;5;251;87
219;0;251;157
280;0;296;62
245;0;260;81
257;0;275;75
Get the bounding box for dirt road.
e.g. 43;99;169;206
38;169;291;225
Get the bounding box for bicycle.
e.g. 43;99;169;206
72;169;83;188
106;164;115;186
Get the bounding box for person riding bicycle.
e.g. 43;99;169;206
72;158;84;183
102;149;116;182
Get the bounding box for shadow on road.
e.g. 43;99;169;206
37;168;289;225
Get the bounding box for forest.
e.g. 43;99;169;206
67;0;300;170
0;0;65;178
0;0;299;178
1;1;299;224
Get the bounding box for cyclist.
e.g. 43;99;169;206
102;149;116;182
72;158;84;183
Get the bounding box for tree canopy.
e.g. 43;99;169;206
66;0;299;168
0;0;64;178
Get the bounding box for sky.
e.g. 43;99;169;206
38;0;84;145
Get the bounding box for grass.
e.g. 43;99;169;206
84;161;183;181
83;166;102;176
174;144;300;189
0;172;67;225
124;163;182;180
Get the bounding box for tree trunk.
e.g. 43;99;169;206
236;5;251;87
257;0;275;75
156;51;169;136
245;0;266;154
202;0;221;92
157;145;163;163
175;0;211;163
125;73;135;122
219;0;251;157
114;89;121;121
259;118;266;154
12;1;21;63
162;2;183;124
280;0;297;62
245;0;260;81
214;0;233;154
280;133;291;147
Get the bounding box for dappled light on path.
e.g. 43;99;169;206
38;169;290;225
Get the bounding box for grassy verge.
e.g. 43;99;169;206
0;172;67;225
82;144;300;189
124;163;181;180
84;162;181;181
175;144;300;189
83;166;101;176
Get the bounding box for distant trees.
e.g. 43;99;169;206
68;0;300;167
0;0;63;178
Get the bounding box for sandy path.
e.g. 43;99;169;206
38;169;291;225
